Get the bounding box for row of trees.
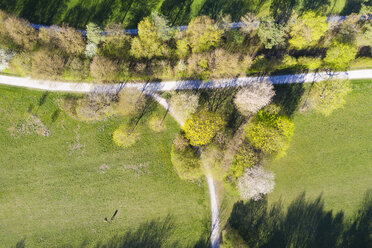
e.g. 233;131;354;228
1;6;371;82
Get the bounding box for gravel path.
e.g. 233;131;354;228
1;69;372;94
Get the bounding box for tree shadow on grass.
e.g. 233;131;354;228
272;82;305;117
340;0;365;16
227;190;372;248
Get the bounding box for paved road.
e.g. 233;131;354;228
1;69;372;94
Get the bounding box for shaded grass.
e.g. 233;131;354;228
265;80;372;215
0;85;209;247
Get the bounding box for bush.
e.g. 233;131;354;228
176;39;190;59
258;17;287;49
113;123;140;148
234;81;275;116
39;25;85;55
289;11;329;49
245;108;294;156
4;16;37;50
117;88;148;116
183;111;225;146
31;49;65;79
302;79;352;116
75;93;116;122
324;42;358;71
65;57;90;81
186;16;224;53
148;116;166;132
297;56;323;70
8;52;31;76
230;144;259;180
237;166;275;200
130;17;169;59
90;56;120;82
169;92;199;122
100;24;132;60
171;142;202;180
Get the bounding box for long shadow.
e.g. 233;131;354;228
340;0;365;16
271;82;305;117
300;0;330;13
228;191;372;248
270;0;299;24
160;0;193;26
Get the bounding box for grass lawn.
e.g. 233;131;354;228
266;80;372;215
0;85;209;247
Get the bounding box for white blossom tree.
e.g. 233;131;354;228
234;81;275;116
237;166;275;201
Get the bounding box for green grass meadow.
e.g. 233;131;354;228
0;85;209;247
266;80;372;215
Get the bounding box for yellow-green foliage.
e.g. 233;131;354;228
298;56;323;70
305;79;352;116
186;16;223;53
8;52;31;76
171;144;202;180
230;144;259;180
113;124;140;148
245;109;294;157
176;39;190;58
324;42;358;71
183;111;225;146
130;17;169;59
289;11;329;49
99;33;131;60
281;55;297;68
148;116;166;132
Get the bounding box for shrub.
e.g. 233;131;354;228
113;123;140;148
234;81;275;116
289;11;329;49
297;56;323;70
31;49;65;79
324;42;358;71
4;16;37;50
75;93;116;122
8;51;31;76
186;16;224;53
130;17;169;59
237;166;275;201
169;92;199;122
148;116;166;132
100;24;131;60
65;57;90;80
90;56;119;82
183;111;225;146
302;79;352;116
173;133;189;151
230;144;259;180
281;55;297;68
258;17;287;49
176;39;190;59
245;108;294;156
117;88;147;116
171;143;202;180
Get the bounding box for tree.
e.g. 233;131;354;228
130;16;169;59
185;16;224;53
324;42;358;71
237;166;275;200
85;22;104;58
240;12;259;35
183;111;225;146
258;17;287;49
334;14;361;44
230;143;259;180
234;81;275;116
302;79;352;116
245;108;294;156
100;23;132;60
151;11;172;41
208;49;242;78
90;56;120;82
289;11;329;49
75;92;116;122
31;49;65;79
4;16;37;50
169;92;199;122
117;88;147;116
171;134;202;180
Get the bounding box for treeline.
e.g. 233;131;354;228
0;0;371;29
0;5;371;83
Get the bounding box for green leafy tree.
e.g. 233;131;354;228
151;11;172;41
100;24;132;60
245;108;294;157
302;79;352;116
258;17;287;49
130;17;169;59
324;42;358;71
183;111;225;146
230;143;259;180
185;16;224;53
289;11;329;49
86;23;104;45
